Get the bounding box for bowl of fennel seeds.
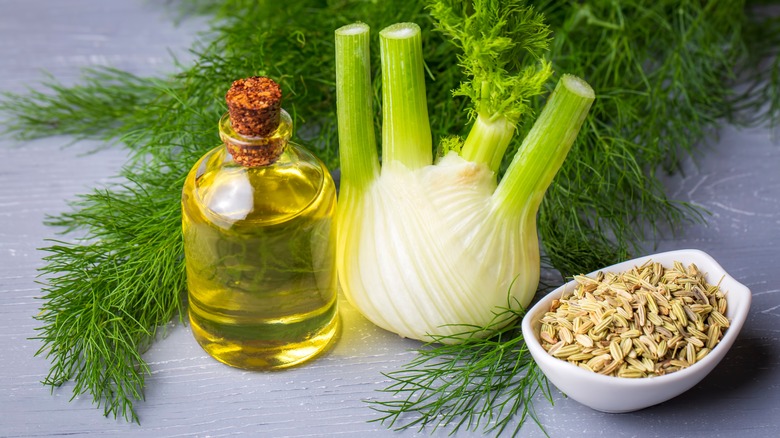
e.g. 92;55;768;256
521;249;751;413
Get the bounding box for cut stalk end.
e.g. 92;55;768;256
562;74;595;99
380;23;419;39
337;22;370;36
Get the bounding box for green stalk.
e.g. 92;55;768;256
460;112;516;174
379;23;432;170
335;22;379;193
493;74;595;215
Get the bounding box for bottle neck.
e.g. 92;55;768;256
219;109;293;167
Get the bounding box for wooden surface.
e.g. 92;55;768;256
1;1;779;437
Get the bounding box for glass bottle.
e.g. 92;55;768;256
181;77;339;370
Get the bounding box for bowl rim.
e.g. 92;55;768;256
521;248;752;387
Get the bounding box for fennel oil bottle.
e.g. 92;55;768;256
182;77;339;370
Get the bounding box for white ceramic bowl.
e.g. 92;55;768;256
521;249;751;413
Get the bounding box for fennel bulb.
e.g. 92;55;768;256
339;151;538;341
335;17;594;341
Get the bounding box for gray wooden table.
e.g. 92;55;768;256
1;1;778;437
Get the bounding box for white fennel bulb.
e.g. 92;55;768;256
334;20;594;342
339;153;540;340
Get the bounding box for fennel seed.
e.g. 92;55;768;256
538;260;730;377
576;333;594;348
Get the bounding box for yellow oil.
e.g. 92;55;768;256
182;139;339;370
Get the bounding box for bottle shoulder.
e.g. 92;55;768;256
182;143;335;228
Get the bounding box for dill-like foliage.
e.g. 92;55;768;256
1;0;778;430
429;0;554;122
370;306;552;437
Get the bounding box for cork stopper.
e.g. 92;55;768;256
222;76;289;167
226;76;282;137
